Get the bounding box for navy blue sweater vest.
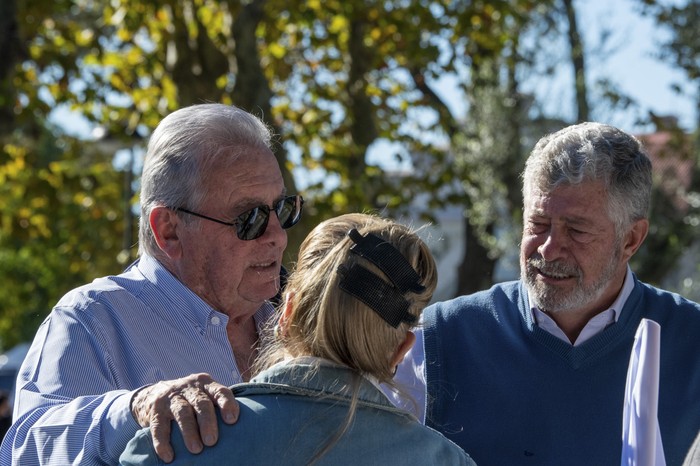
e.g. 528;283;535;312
423;278;700;466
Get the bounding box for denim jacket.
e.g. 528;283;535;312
120;358;474;466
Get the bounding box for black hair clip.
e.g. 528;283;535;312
337;229;424;328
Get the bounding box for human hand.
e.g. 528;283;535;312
130;373;239;463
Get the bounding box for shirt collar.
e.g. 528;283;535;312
608;266;635;321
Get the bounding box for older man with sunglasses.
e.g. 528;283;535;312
0;104;304;466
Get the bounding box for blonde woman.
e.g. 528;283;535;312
120;213;475;465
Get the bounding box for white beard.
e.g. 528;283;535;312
523;247;621;314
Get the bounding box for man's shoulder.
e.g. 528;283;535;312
630;279;700;336
635;279;700;313
53;278;112;308
52;268;147;317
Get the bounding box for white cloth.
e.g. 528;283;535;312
621;318;666;466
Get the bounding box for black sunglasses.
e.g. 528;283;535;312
174;195;304;241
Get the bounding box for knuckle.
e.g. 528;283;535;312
193;372;214;385
205;381;233;402
169;399;193;419
188;394;212;412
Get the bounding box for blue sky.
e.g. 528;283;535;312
565;0;694;132
428;0;695;135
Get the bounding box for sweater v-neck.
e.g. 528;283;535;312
517;281;646;369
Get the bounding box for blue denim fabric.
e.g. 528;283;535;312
120;359;474;466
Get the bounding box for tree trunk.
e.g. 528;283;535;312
562;0;589;122
0;0;19;135
457;218;496;295
231;0;297;196
345;17;377;210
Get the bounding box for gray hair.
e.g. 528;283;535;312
138;103;274;257
522;122;652;234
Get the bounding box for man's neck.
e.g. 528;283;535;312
227;317;259;382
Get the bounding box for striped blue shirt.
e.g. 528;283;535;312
0;254;275;465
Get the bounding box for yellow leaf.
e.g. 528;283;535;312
301;110;318;124
329;15;347;34
117;28;132;42
308;0;322;12
75;29;94;47
268;43;286;59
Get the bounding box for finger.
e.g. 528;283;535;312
149;411;175;464
205;382;239;425
181;386;219;447
169;393;204;455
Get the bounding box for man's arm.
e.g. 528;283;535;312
3;375;238;465
2;305;238;465
2;388;138;465
1;308;142;465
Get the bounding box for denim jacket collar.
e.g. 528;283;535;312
234;357;409;416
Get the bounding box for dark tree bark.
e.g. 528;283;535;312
457;220;497;295
344;17;378;210
169;2;228;107
562;0;589;122
231;0;297;195
0;0;20;136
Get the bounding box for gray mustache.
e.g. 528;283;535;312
527;256;579;277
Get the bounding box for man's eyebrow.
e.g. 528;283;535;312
526;208;547;218
527;210;594;225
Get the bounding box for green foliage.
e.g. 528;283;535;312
0;127;128;349
643;1;700;81
2;0;699;349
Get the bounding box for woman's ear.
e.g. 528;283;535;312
277;292;295;336
390;331;416;370
149;206;183;259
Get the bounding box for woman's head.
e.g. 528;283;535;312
269;213;437;383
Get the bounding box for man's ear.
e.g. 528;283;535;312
390;331;416;370
149;206;183;259
623;218;649;260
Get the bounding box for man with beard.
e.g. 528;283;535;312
390;122;700;466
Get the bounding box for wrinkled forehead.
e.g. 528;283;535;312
199;148;284;206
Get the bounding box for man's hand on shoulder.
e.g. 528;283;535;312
130;373;239;463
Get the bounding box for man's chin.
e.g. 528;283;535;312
258;281;281;301
528;283;577;313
